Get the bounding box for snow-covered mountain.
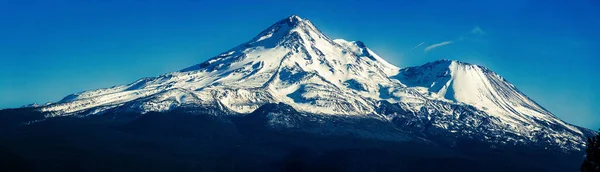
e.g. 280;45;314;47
42;15;399;116
34;15;591;151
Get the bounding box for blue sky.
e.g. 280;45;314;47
0;0;598;129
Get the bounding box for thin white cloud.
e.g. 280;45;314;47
471;26;486;35
411;42;425;50
424;41;453;52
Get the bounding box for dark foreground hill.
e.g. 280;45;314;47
0;105;586;172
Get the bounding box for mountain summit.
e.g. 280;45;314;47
36;15;591;151
44;15;400;115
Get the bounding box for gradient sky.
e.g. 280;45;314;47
0;0;598;129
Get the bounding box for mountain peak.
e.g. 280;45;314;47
430;59;467;65
286;14;303;23
424;59;491;72
275;14;306;27
248;15;326;46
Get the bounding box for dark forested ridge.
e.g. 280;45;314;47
0;105;587;172
581;130;600;172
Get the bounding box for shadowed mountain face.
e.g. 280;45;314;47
0;106;589;172
1;15;595;171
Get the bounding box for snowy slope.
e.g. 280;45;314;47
42;15;400;116
394;60;581;134
390;61;587;149
36;15;589;150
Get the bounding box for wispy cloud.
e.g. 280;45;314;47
424;41;453;52
471;26;486;35
412;42;425;50
421;27;483;53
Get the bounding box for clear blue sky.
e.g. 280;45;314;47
0;0;598;129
